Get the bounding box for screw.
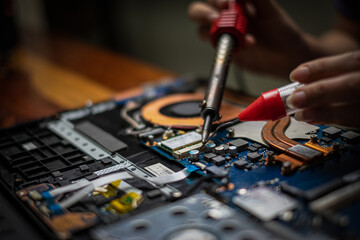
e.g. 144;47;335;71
310;134;318;143
282;161;292;175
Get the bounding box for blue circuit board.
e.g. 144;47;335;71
146;125;360;238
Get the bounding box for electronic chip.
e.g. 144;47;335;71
212;156;226;166
232;187;298;221
321;137;332;144
204;153;217;162
247;152;262;162
341;131;360;144
234;160;247;169
229;139;248;152
160;131;201;151
251;143;262;149
206;165;228;177
248;146;258;152
322;127;342;139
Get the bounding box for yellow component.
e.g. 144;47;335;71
106;192;143;214
305;141;334;157
93;180;122;198
177;130;185;135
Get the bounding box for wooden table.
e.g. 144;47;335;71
0;34;174;128
0;34;254;129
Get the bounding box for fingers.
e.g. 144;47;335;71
190;1;257;45
188;1;219;25
207;0;228;9
294;103;360;128
289;51;360;128
243;0;282;18
288;71;360;109
244;34;256;47
290;51;360;83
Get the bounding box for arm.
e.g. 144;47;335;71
188;0;360;78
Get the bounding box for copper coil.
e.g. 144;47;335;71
141;93;244;128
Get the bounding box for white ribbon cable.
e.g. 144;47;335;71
58;168;190;209
49;179;91;197
60;171;133;209
131;168;190;185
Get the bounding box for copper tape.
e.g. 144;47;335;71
261;119;291;152
273;117;334;157
262;118;306;174
273;117;300;147
262;117;338;175
305;140;334;157
141;93;244;128
262;117;317;162
274;154;304;175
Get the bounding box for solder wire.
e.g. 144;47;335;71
202;118;240;145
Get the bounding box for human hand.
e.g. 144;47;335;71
188;0;319;77
288;51;360;128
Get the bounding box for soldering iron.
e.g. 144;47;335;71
200;1;247;144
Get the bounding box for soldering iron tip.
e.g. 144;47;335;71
201;130;209;145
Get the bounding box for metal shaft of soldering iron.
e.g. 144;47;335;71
201;33;235;143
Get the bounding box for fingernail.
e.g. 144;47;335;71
290;66;309;82
286;95;295;109
290;91;306;108
208;12;219;21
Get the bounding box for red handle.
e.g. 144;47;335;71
210;1;247;51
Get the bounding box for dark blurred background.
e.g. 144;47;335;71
3;0;335;76
0;0;337;127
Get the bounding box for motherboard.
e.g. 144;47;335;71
0;77;360;240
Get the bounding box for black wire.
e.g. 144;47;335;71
203;118;240;145
168;174;215;201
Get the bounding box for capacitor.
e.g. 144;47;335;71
215;146;225;156
227;128;235;138
229;146;237;157
206;142;216;153
148;135;154;145
189;150;200;161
